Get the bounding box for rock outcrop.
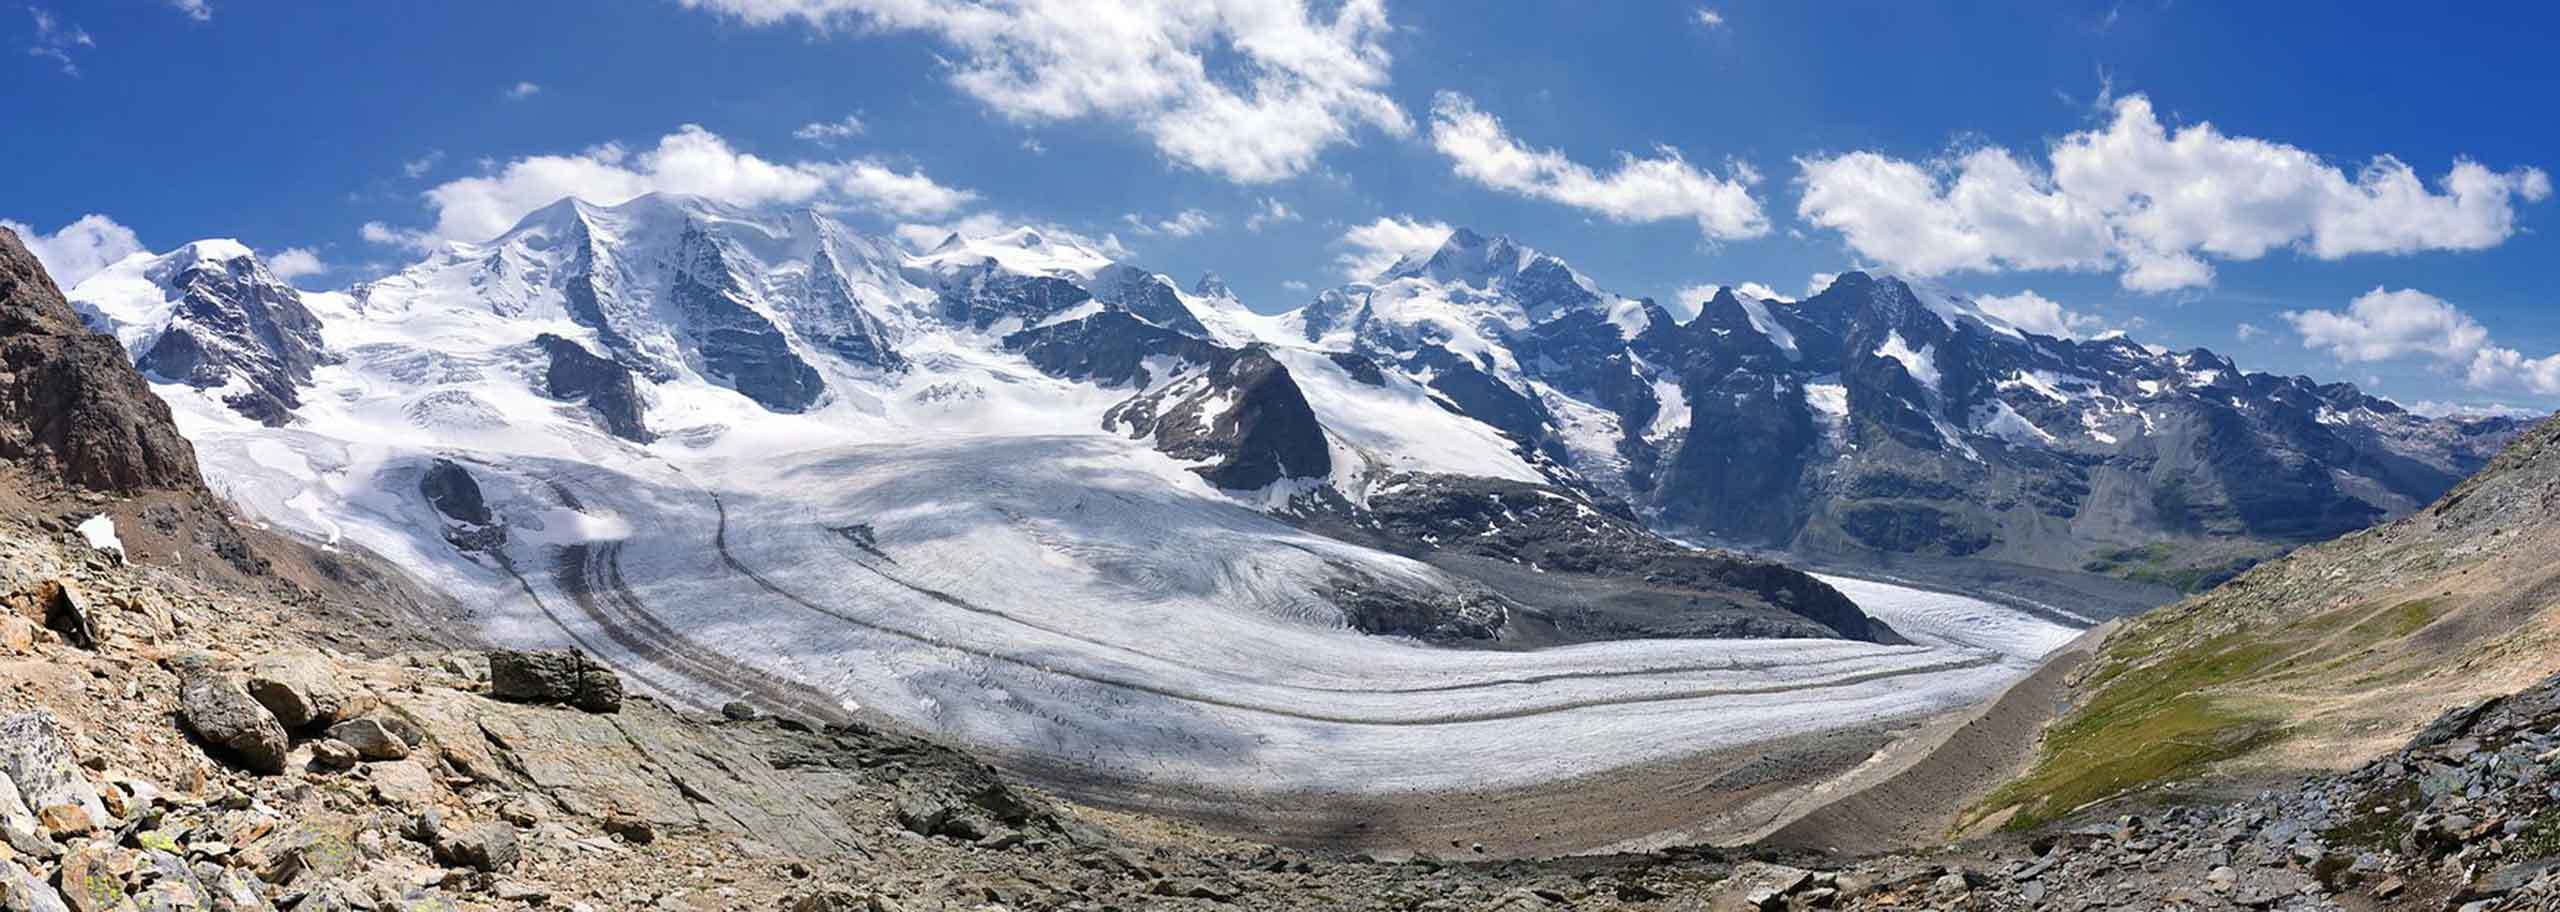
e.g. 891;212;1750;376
531;333;653;443
126;241;335;426
486;648;624;713
0;228;203;493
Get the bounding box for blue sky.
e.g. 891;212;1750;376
6;0;2555;410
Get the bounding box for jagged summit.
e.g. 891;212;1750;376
71;239;334;426
1189;271;1233;299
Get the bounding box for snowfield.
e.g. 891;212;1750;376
74;207;2087;802
162;349;2079;795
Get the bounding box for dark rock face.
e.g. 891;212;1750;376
419;457;504;551
132;247;334;426
1300;475;1898;645
937;270;1093;332
1150;349;1330;490
1089;264;1214;339
0;228;204;493
1010;312;1331;490
532;334;653;443
486;649;624;714
669;226;825;413
419;458;491;525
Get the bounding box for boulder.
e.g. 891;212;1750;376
366;760;436;808
39;580;95;651
0;713;106;833
0;617;34;654
487;649;623;713
242;654;346;730
323;719;409;762
55;845;126;912
307;739;357;772
173;657;290;775
0;858;69;912
412;809;518;873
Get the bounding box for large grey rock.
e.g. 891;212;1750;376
56;845;126;912
0;712;106;833
0;858;69;912
486;649;622;713
242;653;346;730
173;656;290;775
0;771;49;857
323;718;409;761
412;808;518;873
129;851;210;912
470;697;850;856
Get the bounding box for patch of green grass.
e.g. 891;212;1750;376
2343;597;2446;642
1976;632;2291;831
1976;591;2473;833
2080;543;2264;593
2519;807;2560;858
1981;694;2278;832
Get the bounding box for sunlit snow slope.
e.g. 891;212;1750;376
67;195;2079;798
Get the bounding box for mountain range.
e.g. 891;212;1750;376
72;194;2522;614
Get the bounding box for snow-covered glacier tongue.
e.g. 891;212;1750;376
67;195;2087;850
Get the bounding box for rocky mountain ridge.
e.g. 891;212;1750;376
59;200;2529;627
1286;235;2525;611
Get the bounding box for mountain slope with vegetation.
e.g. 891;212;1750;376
1977;414;2560;832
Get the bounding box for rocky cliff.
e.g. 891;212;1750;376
0;228;202;494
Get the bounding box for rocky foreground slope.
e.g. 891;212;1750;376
6;437;2560;910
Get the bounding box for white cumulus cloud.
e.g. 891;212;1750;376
168;0;211;21
506;81;541;99
2283;286;2560;395
677;0;1411;184
1797;94;2551;291
1333;215;1452;280
264;247;328;282
1695;8;1724;27
2;213;143;287
369;125;978;248
1974;290;2106;338
1430;92;1768;242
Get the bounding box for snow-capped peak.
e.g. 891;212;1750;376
906;224;1116;281
1384;226;1539;286
1190;272;1234;300
160;237;257;267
